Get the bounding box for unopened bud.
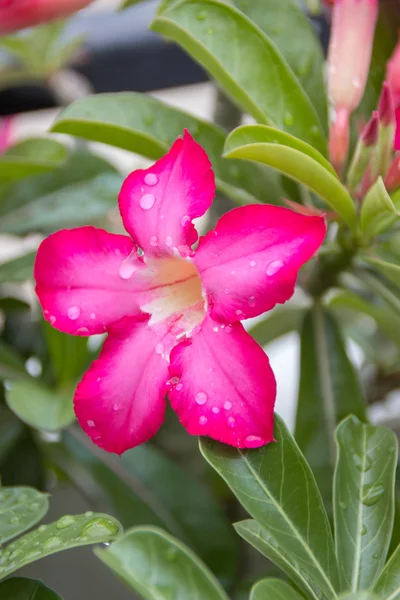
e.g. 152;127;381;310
384;154;400;192
347;112;379;194
329;106;350;175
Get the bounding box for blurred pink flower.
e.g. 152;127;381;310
34;131;326;454
0;0;94;34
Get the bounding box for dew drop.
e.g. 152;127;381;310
68;306;80;320
87;420;95;428
284;111;294;126
310;125;319;136
196;392;208;405
81;517;119;538
353;452;373;472
150;236;158;247
57;515;75;529
140;193;155;210
362;484;385;506
119;250;140;280
165;236;173;247
156;342;165;355
248;296;256;307
339;501;347;510
227;416;236;428
352;77;361;88
199;416;208;426
112;404;119;411
30;502;40;511
43;536;62;550
361;525;368;535
266;260;284;276
75;327;89;335
224;401;232;410
9;549;22;560
85;511;94;517
213;326;219;332
249;260;256;267
225;325;233;334
373;552;379;560
244;435;263;448
144;173;158;186
50;316;56;325
235;309;243;316
90;313;96;320
175;383;183;391
196;9;207;19
181;215;191;227
38;525;47;533
212;406;220;414
9;516;19;524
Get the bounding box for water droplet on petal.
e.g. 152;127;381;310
227;416;236;428
75;327;89;335
212;406;220;414
144;173;158;186
244;435;263;448
68;306;80;320
196;392;208;405
150;236;158;247
249;261;256;267
87;420;95;428
57;515;75;529
181;215;191;227
352;76;361;88
140;194;155;210
224;401;232;410
112;404;119;411
235;309;243;316
199;416;208;425
225;325;233;334
266;260;284;276
248;296;256;307
156;342;164;355
119;250;140;280
213;326;219;332
50;316;56;325
90;313;96;320
175;383;183;391
165;236;173;247
81;517;119;538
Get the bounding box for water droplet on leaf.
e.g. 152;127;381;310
43;537;62;550
196;10;207;20
362;484;385;506
81;517;119;538
57;515;75;529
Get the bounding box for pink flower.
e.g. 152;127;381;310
34;131;326;454
0;0;94;34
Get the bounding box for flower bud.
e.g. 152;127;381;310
347;111;379;194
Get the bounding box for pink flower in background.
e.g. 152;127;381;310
34;131;326;454
0;116;13;154
0;0;94;34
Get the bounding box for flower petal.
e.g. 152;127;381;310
194;205;326;322
118;130;215;257
74;316;170;454
34;227;144;335
168;316;276;448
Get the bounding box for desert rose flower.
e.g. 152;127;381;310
0;0;94;34
34;131;326;454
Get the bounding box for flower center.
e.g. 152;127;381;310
137;256;204;329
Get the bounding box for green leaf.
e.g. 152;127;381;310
0;151;122;234
362;256;400;288
338;594;379;600
120;0;146;7
95;526;229;600
231;0;327;129
250;578;305;600
43;322;92;389
51;92;285;206
0;253;35;284
0;578;63;599
0;139;68;183
0;341;30;380
295;306;367;511
224;126;356;227
374;543;400;599
0;512;122;580
200;415;340;600
0;486;48;544
50;429;238;583
248;306;304;347
151;0;326;153
360;178;397;241
5;380;75;431
334;416;398;591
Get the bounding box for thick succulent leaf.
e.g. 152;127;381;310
95;526;229;600
5;380;75;432
224;126;356;227
334;416;398;591
295;307;367;511
0;152;122;234
338;594;379;600
0;487;48;544
360;178;397;242
0;512;122;580
200;415;339;600
0;342;30;380
250;577;306;600
374;542;400;600
0;578;63;599
151;0;326;153
51;92;285;205
50;429;238;583
0;139;68;183
0;253;35;284
248;307;305;347
362;256;400;288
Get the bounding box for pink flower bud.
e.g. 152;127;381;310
377;82;395;128
387;36;400;109
0;116;13;155
329;106;350;175
327;0;378;113
0;0;94;34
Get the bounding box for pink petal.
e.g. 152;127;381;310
74;316;170;454
395;107;400;151
194;205;326;322
118;130;215;257
168;316;276;448
34;227;144;336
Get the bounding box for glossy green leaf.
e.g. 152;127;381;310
0;151;122;234
334;416;398;591
231;0;327;128
250;578;305;600
121;0;146;7
0;410;24;462
43;322;92;389
0;139;68;183
200;415;340;600
338;594;379;600
0;512;122;580
362;256;400;288
360;178;397;241
0;578;63;599
5;380;75;431
96;526;229;600
248;307;304;347
0;341;30;380
357;270;400;320
374;542;400;599
51;92;285;205
0;424;45;490
50;429;238;583
151;0;326;152
0;252;35;284
0;486;48;544
295;307;367;510
224;127;356;227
